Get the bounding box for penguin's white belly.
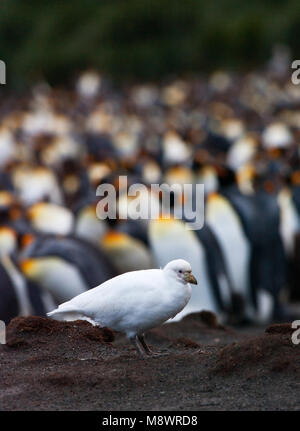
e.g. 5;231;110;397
206;197;250;298
37;259;88;303
149;219;217;320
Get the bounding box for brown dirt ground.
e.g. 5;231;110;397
0;313;299;411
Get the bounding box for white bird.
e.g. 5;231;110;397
47;259;197;358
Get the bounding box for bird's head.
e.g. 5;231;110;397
164;259;197;285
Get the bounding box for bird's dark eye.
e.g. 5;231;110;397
179;270;182;273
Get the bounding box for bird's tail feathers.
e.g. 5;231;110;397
47;307;97;326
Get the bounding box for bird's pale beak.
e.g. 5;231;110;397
184;272;197;285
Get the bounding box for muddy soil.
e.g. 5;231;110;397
0;313;299;411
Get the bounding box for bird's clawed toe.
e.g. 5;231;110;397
129;334;167;359
151;351;169;357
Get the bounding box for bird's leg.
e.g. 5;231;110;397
138;333;170;357
129;335;148;359
137;334;156;356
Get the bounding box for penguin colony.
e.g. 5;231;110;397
0;68;300;327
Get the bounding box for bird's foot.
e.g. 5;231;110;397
130;336;148;359
148;350;169;357
191;348;206;355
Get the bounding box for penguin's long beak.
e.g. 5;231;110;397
184;272;198;285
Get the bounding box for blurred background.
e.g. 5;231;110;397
0;0;300;327
1;0;300;88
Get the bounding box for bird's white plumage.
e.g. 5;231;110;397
47;259;194;337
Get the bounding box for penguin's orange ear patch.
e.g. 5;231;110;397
157;213;174;222
207;191;220;202
0;226;16;237
21;233;35;249
27;203;43;220
0;191;14;207
20;259;35;274
291;171;300;185
101;231;128;246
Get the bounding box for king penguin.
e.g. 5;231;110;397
20;234;117;304
149;217;218;320
206;192;254;320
